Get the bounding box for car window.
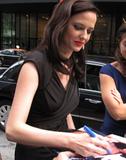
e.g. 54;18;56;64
86;64;101;91
3;64;21;82
78;64;101;91
2;50;11;55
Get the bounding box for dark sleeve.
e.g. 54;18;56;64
100;64;114;79
23;50;52;89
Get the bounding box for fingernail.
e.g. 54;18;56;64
106;149;112;155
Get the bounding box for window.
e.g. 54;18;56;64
86;64;101;91
3;64;21;81
78;63;102;91
1;13;49;50
88;14;116;56
2;13;15;49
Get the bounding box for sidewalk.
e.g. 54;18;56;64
0;153;2;160
0;130;15;160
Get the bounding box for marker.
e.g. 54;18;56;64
83;125;96;137
83;125;112;155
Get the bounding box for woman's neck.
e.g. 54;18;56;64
113;61;126;76
59;46;73;60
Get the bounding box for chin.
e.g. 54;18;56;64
73;47;82;52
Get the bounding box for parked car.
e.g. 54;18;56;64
72;55;114;130
0;48;27;67
0;60;23;130
0;55;114;131
0;66;7;74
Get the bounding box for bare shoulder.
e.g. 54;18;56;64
21;62;38;75
18;62;39;84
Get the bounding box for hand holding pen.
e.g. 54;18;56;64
83;125;112;155
53;126;113;160
62;126;113;159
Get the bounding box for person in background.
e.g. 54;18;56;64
100;22;126;137
5;0;111;159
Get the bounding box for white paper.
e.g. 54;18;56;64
101;154;126;160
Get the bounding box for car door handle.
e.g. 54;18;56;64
84;98;102;104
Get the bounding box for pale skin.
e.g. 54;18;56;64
6;11;111;157
100;34;126;120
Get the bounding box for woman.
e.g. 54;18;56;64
6;0;111;159
100;23;126;136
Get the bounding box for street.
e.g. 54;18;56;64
0;130;15;160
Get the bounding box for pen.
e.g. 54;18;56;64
83;125;96;137
83;125;112;155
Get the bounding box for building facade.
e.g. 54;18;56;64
0;0;126;56
0;0;57;50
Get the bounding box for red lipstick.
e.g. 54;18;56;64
74;41;84;47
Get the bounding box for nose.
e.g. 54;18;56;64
80;30;88;41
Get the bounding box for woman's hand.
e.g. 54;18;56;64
69;132;112;158
111;88;123;104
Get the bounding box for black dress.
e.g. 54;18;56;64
15;50;79;160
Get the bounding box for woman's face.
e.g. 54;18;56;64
60;11;97;58
120;33;126;59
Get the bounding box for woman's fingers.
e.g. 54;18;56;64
111;89;122;103
80;140;108;157
72;134;111;157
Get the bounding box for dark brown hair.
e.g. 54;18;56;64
38;0;99;79
115;23;126;70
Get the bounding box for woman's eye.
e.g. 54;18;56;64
74;24;83;30
73;24;94;34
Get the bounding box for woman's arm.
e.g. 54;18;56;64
100;73;126;120
66;114;76;130
5;62;70;147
